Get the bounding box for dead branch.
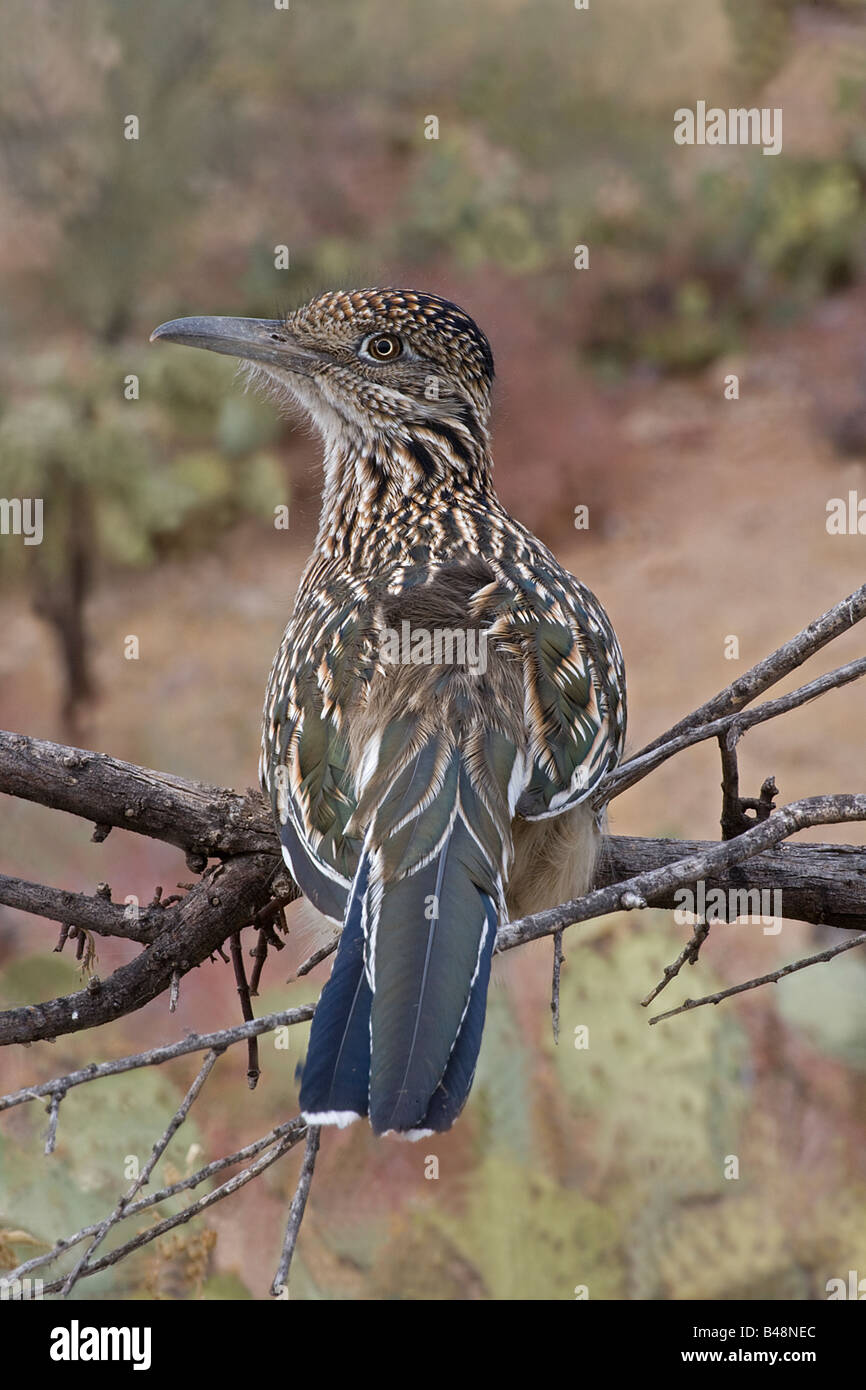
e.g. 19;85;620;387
0;873;164;944
34;1124;306;1297
641;916;712;1008
595;582;866;806
5;1117;306;1284
0;852;279;1046
648;930;866;1025
598;655;866;808
60;1048;222;1296
229;932;260;1089
0;1004;315;1114
0;728;274;858
495;795;866;952
603;836;866;933
271;1125;321;1297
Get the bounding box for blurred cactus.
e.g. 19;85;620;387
0;953;210;1298
723;0;797;93
0;345;284;737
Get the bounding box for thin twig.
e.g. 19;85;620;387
249;930;269;996
244;892;298;931
294;934;340;979
596;647;866;808
3;1119;306;1284
229;931;259;1089
44;1090;64;1155
34;1128;305;1296
271;1124;320;1297
649;931;866;1024
641;919;712;1007
0;1004;315;1114
551;930;564;1044
60;1048;222;1297
718;729;743;841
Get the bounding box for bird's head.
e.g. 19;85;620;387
151;288;494;459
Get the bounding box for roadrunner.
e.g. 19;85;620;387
152;289;626;1137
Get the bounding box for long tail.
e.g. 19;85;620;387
299;725;519;1135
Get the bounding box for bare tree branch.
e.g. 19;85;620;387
0;1004;315;1114
60;1048;222;1296
597;653;866;806
44;1089;63;1156
0;852;280;1046
271;1125;320;1297
4;1118;306;1284
601;836;866;933
293;933;340;979
550;930;564;1044
1;825;864;1051
496;795;866;953
641;917;713;1008
0;873;167;943
648;930;866;1025
0;729;274;858
34;1125;306;1296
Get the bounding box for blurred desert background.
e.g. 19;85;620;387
0;0;865;1300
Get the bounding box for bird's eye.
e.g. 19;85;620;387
364;333;403;361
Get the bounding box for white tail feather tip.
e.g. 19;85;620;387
302;1109;361;1129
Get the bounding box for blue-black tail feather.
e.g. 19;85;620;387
301;727;515;1136
298;854;372;1121
420;891;498;1132
367;816;497;1135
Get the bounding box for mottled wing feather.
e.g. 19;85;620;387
475;551;626;821
260;582;372;921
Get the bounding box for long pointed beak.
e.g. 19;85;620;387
149;315;312;373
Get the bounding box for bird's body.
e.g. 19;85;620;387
151;289;626;1137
